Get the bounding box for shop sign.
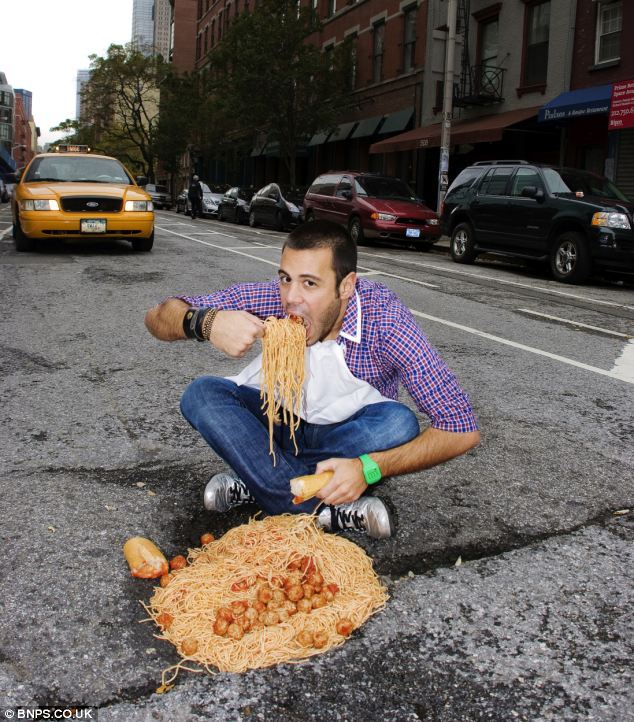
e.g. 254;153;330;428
608;79;634;130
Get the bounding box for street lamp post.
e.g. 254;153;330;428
437;0;458;214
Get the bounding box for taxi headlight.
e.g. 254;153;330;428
21;199;60;211
125;200;153;211
591;211;631;229
370;212;397;222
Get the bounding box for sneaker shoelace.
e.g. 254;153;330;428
334;507;366;532
229;481;252;505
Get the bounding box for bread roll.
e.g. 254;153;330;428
290;471;333;504
123;536;169;579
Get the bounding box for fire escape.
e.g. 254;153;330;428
453;0;505;108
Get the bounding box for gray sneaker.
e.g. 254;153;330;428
203;473;255;512
317;497;394;539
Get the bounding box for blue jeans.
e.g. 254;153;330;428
180;376;420;514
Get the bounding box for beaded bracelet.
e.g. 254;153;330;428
201;307;219;341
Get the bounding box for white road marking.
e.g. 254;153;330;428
611;339;634;382
373;269;439;289
517;308;632;338
362;250;634;312
157;225;633;384
410;309;634;385
157;226;280;267
229;244;280;249
357;270;384;277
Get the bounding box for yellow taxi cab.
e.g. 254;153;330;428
11;145;155;252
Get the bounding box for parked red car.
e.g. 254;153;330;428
302;171;441;247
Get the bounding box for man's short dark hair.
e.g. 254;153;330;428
284;220;357;286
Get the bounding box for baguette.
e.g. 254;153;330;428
123;536;169;579
290;471;334;504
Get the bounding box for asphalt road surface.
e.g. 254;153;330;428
0;205;633;722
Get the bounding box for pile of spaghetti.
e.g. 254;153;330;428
144;514;387;687
260;316;306;460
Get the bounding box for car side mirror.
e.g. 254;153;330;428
341;190;353;200
136;176;148;186
521;186;545;202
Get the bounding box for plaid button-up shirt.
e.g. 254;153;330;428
181;277;478;433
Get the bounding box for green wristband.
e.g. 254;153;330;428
359;454;382;485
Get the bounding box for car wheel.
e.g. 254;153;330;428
274;211;285;232
348;217;365;246
13;219;35;252
132;232;154;252
450;222;477;264
234;208;241;224
550;231;591;284
249;210;259;228
218;208;225;221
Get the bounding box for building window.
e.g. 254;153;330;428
477;15;499;93
324;43;335;71
328;0;336;17
204;26;209;54
522;1;550;87
373;21;385;83
348;33;358;89
596;1;621;64
403;6;417;73
197;0;202;19
219;11;223;40
196;33;201;59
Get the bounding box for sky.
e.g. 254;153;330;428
1;0;134;145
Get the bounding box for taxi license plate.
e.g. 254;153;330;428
406;227;421;238
81;219;107;234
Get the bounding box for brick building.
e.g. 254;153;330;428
538;0;633;197
169;0;198;73
181;0;433;190
169;0;633;202
371;0;577;205
13;89;38;169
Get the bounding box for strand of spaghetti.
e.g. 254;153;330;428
144;515;387;684
260;317;306;463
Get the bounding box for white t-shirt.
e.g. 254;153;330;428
226;339;390;424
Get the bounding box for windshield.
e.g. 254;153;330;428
24;156;132;184
356;175;417;201
543;168;630;202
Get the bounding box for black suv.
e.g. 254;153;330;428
441;160;634;283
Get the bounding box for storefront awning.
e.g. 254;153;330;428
378;107;414;135
308;131;330;146
263;141;280;157
369;106;540;154
326;121;357;143
538;84;612;122
351;115;384;139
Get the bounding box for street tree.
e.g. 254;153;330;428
209;0;352;188
48;119;93;148
155;71;200;191
79;43;168;179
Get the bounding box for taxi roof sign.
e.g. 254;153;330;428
53;144;91;153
